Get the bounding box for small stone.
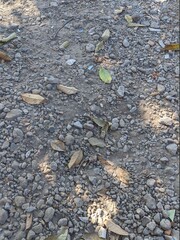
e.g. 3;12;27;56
123;38;129;47
66;59;76;65
65;134;75;145
44;207;55;222
32;223;43;234
58;218;68;226
154;213;161;223
147;178;156;187
1;140;9;150
142;216;151;226
160;157;169;163
160;219;171;230
144;194;156;210
157;84;165;93
74;197;83;207
0;208;8;224
111;118;119;130
0;103;4;112
50;1;58;7
50;162;58;171
119;119;125;127
13;128;24;143
14;196;25;207
27;230;35;240
153;227;163;236
159;116;173;126
174;174;179;195
86;43;95;52
117;85;125;97
73;121;83;129
146;221;156;231
166;143;177;155
5;109;22;120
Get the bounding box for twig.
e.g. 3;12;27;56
52;17;74;39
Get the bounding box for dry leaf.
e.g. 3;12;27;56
114;7;125;15
21;93;45;105
128;23;146;27
81;233;103;240
57;85;78;95
101;29;110;41
162;43;180;51
0;51;11;61
98;155;130;184
68;149;83;169
59;41;69;49
100;122;110;138
105;219;129;236
95;41;104;53
26;213;32;230
51;140;65;152
125;15;133;23
90;115;107;127
88;137;106;148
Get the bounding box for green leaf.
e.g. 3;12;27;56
99;67;112;84
95;41;104;52
128;23;146;27
167;209;175;222
0;32;17;46
44;227;68;240
125;15;133;23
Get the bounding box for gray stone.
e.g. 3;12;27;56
14;196;25;207
154;213;161;223
32;223;43;234
117;85;125;97
123;38;129;47
111;118;119;130
144;194;156;210
73;121;83;129
50;162;58;171
65;134;75;145
86;43;95;52
1;140;9;150
13;128;24;143
74;197;83;207
146;221;156;231
0;208;8;224
166;143;177;155
153;227;163;236
66;59;76;65
58;218;68;226
44;207;55;222
5;109;22;120
160;218;171;230
119;119;125;127
147;178;156;187
0;103;4;112
159;116;172;126
174;174;179;195
27;230;35;240
142;216;151;226
157;84;165;93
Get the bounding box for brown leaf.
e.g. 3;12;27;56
0;51;11;61
26;213;32;230
88;137;106;148
68;149;83;169
162;43;180;51
105;219;129;236
51;140;65;152
57;84;78;95
21;93;45;105
98;155;130;184
100;121;110;138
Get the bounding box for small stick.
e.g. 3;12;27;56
52;17;74;39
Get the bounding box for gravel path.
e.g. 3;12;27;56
0;0;179;239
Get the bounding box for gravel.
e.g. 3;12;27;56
0;0;179;239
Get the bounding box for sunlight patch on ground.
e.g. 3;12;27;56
0;0;40;27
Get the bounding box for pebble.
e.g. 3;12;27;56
142;216;151;226
65;134;75;145
146;178;156;187
159;116;173;126
86;43;95;52
119;118;125;127
66;59;76;65
73;121;83;129
111;118;119;130
58;218;68;226
0;208;8;224
32;223;43;234
14;196;25;207
154;213;161;223
166;143;177;155
12;128;24;143
146;221;156;231
144;194;156;210
123;38;130;47
27;230;36;240
160;218;171;230
0;103;4;112
44;207;55;222
157;84;165;93
74;198;83;207
5;109;22;120
117;85;125;97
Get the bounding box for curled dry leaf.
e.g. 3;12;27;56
51;140;65;152
0;51;11;61
125;14;133;23
162;43;180;51
26;213;32;230
114;7;125;15
105;219;129;236
98;155;130;184
21;93;45;105
88;137;106;148
68;149;83;169
95;41;104;53
100;121;110;138
101;29;110;41
57;84;78;95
